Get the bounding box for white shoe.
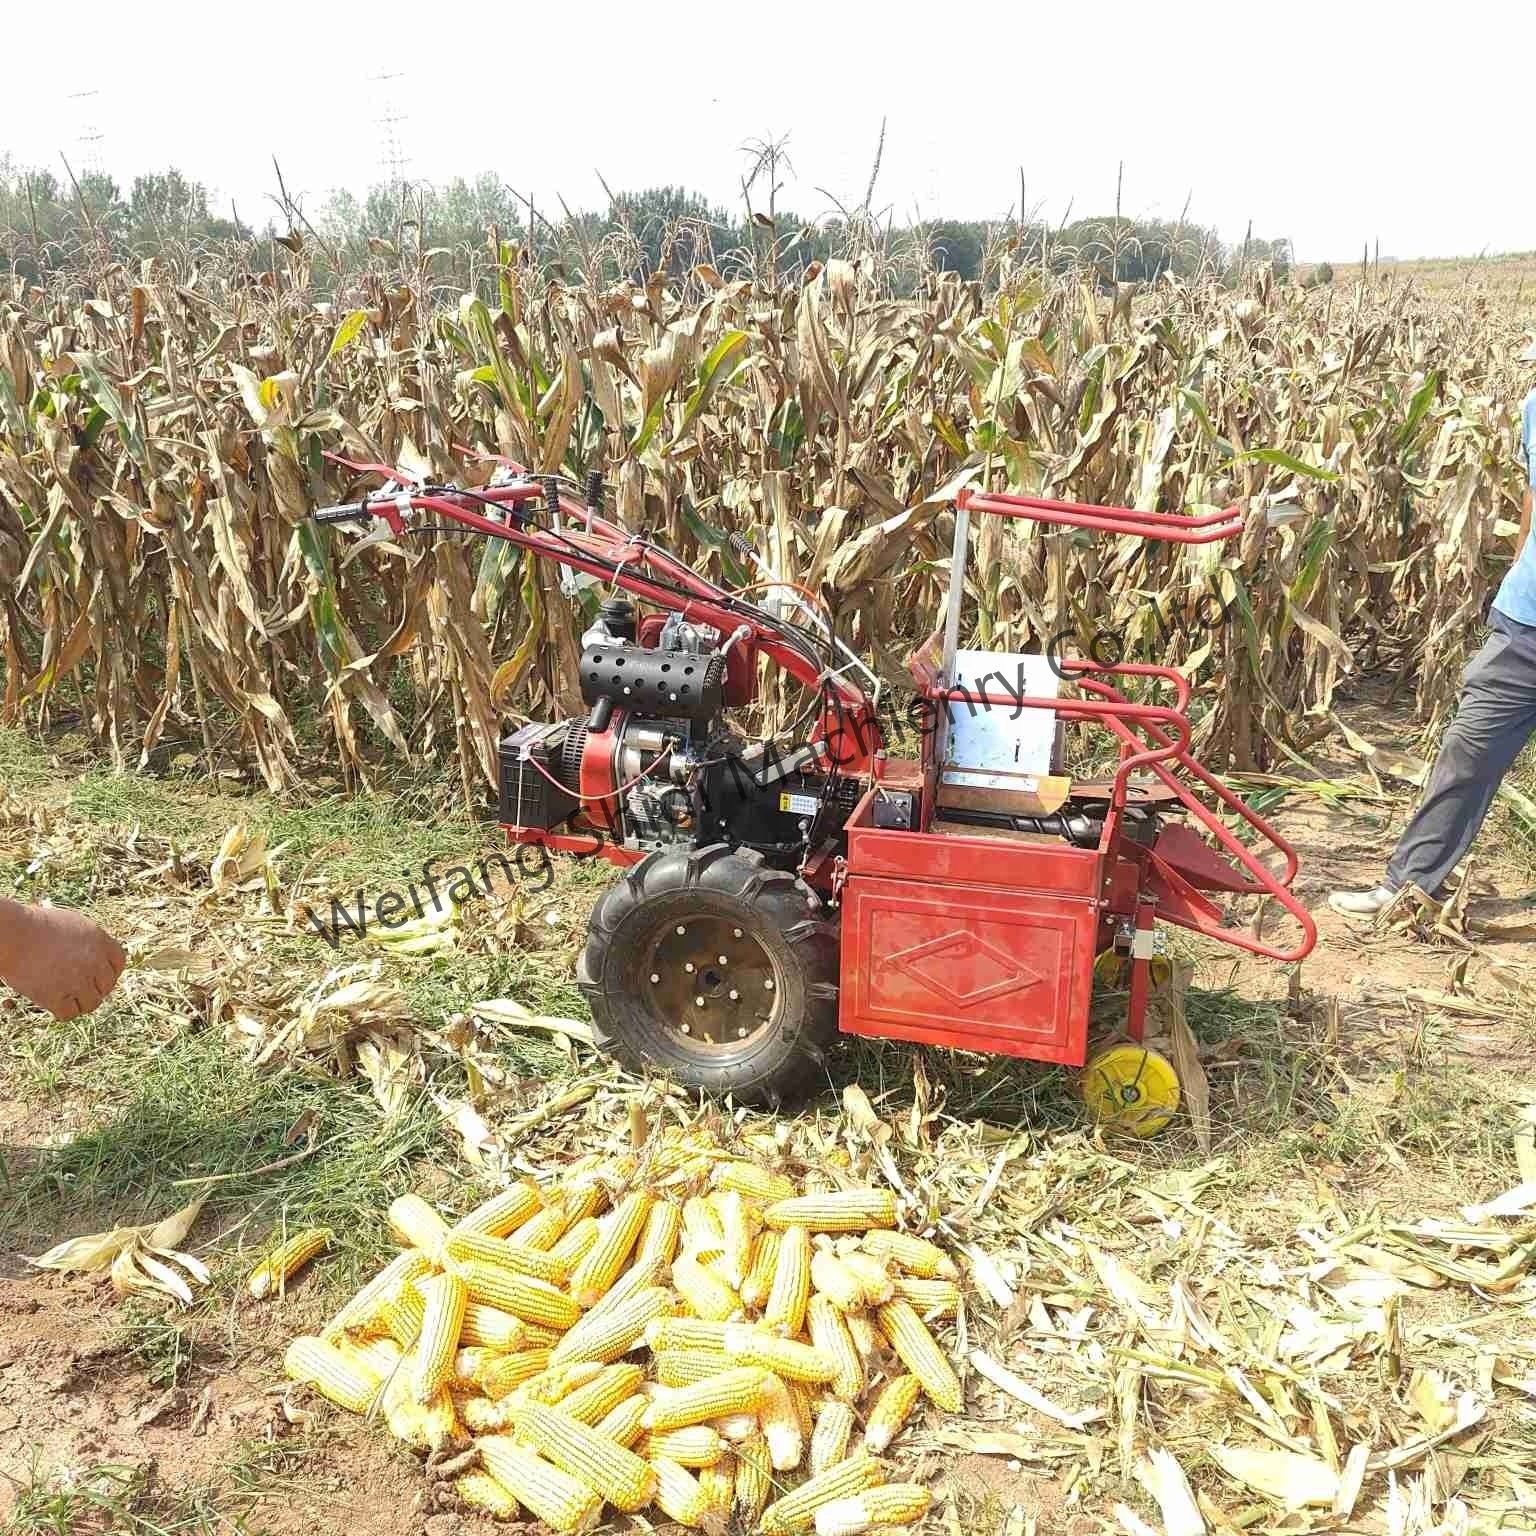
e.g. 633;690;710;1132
1327;884;1398;920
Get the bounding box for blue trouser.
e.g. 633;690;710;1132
1387;608;1536;894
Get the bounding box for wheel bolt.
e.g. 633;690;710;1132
728;989;740;1001
733;928;743;938
676;926;687;935
695;996;705;1007
717;954;728;965
680;1022;690;1035
650;973;660;984
684;962;695;974
764;978;774;990
737;1027;749;1039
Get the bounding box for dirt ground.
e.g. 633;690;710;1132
2;675;1534;1535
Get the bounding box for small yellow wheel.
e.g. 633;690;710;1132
1081;1043;1181;1137
1093;951;1173;990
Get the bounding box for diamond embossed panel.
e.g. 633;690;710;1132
889;930;1046;1007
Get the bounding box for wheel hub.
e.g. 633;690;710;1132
642;915;781;1054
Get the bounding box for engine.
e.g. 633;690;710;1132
498;599;856;862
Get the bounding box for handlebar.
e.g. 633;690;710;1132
312;502;374;525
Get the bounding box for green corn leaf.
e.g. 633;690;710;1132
1229;447;1339;482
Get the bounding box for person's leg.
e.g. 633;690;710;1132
1384;621;1536;895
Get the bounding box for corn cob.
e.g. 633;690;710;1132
322;1248;432;1342
456;1470;520;1521
521;1360;607;1406
380;1278;427;1349
859;1230;958;1280
813;1484;933;1536
786;1376;817;1441
759;1454;886;1534
560;1362;647;1425
892;1276;961;1315
759;1371;805;1470
453;1180;542;1238
411;1272;467;1402
672;1253;743;1322
682;1195;726;1256
477;1437;604;1535
713;1161;797;1204
440;1229;570;1285
845;1313;881;1360
653;1349;733;1388
721;1323;838;1385
450;1260;580;1328
811;1248;869;1312
764;1191;898;1233
594;1394;648;1448
810;1398;857;1473
380;1359;460;1451
699;1455;735;1517
764;1225;812;1335
560;1180;610;1224
635;1200;683;1269
284;1336;380;1414
459;1302;531;1351
569;1189;653;1307
650;1457;712;1527
347;1335;405;1380
712;1189;760;1288
637;1424;726;1468
567;1255;664;1340
875;1300;963;1412
734;1431;774;1525
549;1215;602;1271
462;1394;517;1432
418;1385;460;1452
741;1229;783;1310
646;1316;729;1353
551;1285;673;1366
452;1345;500;1386
808;1295;864;1402
479;1347;554;1400
713;1410;758;1441
862;1373;921;1453
508;1195;575;1252
510;1400;658;1512
248;1227;331;1298
641;1367;768;1432
839;1251;894;1306
388;1193;449;1254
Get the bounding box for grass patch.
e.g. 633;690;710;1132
1;1459;266;1536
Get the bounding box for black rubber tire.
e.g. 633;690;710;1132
576;843;840;1106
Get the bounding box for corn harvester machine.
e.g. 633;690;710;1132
314;458;1316;1131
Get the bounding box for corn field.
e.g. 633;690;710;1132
0;240;1525;804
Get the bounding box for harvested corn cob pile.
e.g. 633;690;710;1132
281;1128;954;1533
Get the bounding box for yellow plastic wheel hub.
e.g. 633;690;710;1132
1081;1043;1181;1137
1092;951;1173;990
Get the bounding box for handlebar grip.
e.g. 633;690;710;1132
312;502;371;525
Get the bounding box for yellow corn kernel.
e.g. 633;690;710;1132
650;1457;712;1527
734;1431;773;1525
450;1259;580;1329
248;1227;331;1298
759;1454;886;1535
839;1251;894;1306
323;1248;433;1342
764;1191;898;1233
892;1276;961;1316
510;1400;657;1513
388;1193;449;1254
284;1336;380;1414
672;1253;742;1322
459;1302;531;1351
635;1200;683;1269
640;1367;769;1433
439;1229;571;1285
380;1278;427;1349
548;1216;602;1271
759;1371;805;1471
845;1313;881;1360
594;1396;648;1448
568;1189;653;1307
637;1425;726;1468
713;1161;797;1204
508;1195;574;1253
862;1373;921;1454
558;1180;610;1224
741;1229;783;1311
654;1349;735;1388
808;1296;864;1402
551;1285;673;1366
787;1377;816;1441
412;1272;467;1402
811;1248;868;1312
764;1225;812;1335
859;1230;958;1280
456;1469;520;1521
479;1347;554;1400
813;1483;933;1536
560;1363;647;1426
699;1454;735;1516
519;1361;606;1407
810;1398;856;1474
569;1255;664;1338
722;1323;838;1385
477;1437;604;1535
876;1299;963;1412
453;1180;542;1238
711;1190;760;1288
646;1317;730;1353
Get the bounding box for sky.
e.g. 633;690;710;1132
3;0;1532;262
